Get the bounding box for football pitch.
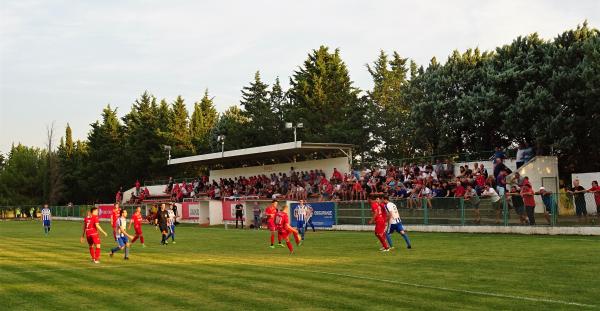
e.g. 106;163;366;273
0;221;598;310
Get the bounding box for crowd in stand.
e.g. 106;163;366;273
121;146;599;225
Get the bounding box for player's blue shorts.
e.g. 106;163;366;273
388;223;405;233
43;220;51;227
296;220;305;229
169;224;175;233
117;236;129;247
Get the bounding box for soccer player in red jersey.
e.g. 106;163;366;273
80;207;108;263
111;203;121;241
275;205;300;254
129;206;145;248
369;197;390;252
265;200;281;248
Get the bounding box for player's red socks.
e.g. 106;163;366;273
286;241;293;252
377;234;389;249
293;232;300;245
89;247;94;260
131;236;138;243
270;233;275;245
140;236;144;244
277;232;282;244
95;247;101;260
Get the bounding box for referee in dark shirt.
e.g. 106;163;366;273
155;203;170;245
235;201;244;229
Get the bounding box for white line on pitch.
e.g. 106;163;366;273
199;258;597;309
280;266;597;308
0;263;150;274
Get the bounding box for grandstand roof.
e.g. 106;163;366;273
168;141;354;168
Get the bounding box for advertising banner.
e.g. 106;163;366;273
95;204;114;219
290;202;335;228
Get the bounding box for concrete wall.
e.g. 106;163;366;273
209;157;350;182
516;156;559;213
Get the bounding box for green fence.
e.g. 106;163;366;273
0;204;143;219
334;194;590;227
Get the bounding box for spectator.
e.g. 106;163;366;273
454;181;465;198
166;177;174;193
508;185;527;225
479;163;488;179
482;184;503;224
492;146;506;163
464;184;481;224
493;158;512;179
508;172;524;188
496;169;508;197
521;181;536;226
568;179;588;224
332;168;343;183
537;187;555;225
115;187;123;204
588;181;600;222
252;203;261;230
135;180;141;196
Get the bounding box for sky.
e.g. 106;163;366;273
1;0;599;153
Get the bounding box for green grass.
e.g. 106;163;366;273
0;220;598;310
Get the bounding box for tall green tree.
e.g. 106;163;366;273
288;46;370;158
0;144;46;205
167;96;194;156
209;106;250;152
122;91;167;183
240;71;282;146
367;51;412;162
191;90;218;153
85;105;126;202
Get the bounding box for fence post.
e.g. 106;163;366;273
334;202;339;225
460;198;465;226
503;196;508;226
360;201;365;226
552;193;558;226
423;198;429;225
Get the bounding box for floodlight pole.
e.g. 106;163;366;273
294;127;297;145
217;135;226;158
286;122;303;147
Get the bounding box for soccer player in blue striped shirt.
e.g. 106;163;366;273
294;200;308;243
110;209;134;260
383;197;411;249
41;204;51;236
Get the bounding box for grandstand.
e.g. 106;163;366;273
102;141;600;235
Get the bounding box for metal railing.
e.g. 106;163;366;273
335;193;598;227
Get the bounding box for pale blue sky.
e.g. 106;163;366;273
1;0;599;153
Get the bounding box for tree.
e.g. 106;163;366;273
288;46;370;159
0;144;46;205
167;96;194;156
122;91;166;183
209;106;250;152
239;71;282;146
85;105;126;203
191;90;218;153
367;51;412;162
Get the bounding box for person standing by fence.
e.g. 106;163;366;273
569;179;588;224
521;182;536;225
252;203;261;230
587;181;600;223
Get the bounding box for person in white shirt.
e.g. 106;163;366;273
383;197;412;249
482;184;503;224
166;205;177;243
